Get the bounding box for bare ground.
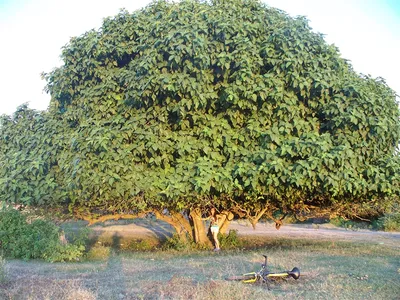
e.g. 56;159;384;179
88;219;400;249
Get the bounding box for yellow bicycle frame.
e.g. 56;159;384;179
241;271;291;283
242;272;258;283
266;272;291;278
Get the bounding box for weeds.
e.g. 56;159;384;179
86;245;111;261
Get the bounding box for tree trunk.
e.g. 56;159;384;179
189;208;212;246
154;210;193;241
219;211;234;234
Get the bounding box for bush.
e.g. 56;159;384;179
0;208;57;260
68;227;91;248
26;219;61;259
162;234;195;251
0;208;84;261
375;213;400;231
219;230;243;249
125;239;154;251
0;208;28;257
44;243;85;262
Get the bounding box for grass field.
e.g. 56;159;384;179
1;237;399;300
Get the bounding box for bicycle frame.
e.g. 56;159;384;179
241;272;260;283
228;255;300;285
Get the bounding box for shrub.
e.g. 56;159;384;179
0;208;27;256
329;217;371;230
68;227;92;248
219;230;243;249
26;219;61;259
125;239;154;251
0;208;84;261
162;234;195;251
376;213;400;231
0;208;53;259
44;243;85;262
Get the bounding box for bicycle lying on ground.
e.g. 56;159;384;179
226;255;300;289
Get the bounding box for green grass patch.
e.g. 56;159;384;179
85;245;111;261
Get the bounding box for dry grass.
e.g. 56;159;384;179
0;237;399;300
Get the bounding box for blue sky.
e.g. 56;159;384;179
0;0;399;115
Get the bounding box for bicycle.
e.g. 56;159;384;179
226;255;300;289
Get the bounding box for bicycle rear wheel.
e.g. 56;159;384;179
226;274;257;282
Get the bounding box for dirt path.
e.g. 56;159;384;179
89;219;400;249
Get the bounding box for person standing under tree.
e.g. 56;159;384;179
209;207;220;251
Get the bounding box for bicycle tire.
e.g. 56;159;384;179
226;274;257;282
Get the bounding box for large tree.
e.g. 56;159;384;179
2;0;400;245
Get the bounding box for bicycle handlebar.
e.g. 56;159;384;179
262;255;268;269
261;255;300;280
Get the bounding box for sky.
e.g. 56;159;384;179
0;0;399;116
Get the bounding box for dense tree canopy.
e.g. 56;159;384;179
1;0;400;244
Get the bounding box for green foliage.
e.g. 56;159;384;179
375;213;400;231
68;227;92;248
0;208;84;261
0;106;67;208
43;243;85;262
124;239;154;251
0;208;54;260
162;234;196;251
43;0;400;217
218;230;243;249
329;217;371;230
1;0;400;228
